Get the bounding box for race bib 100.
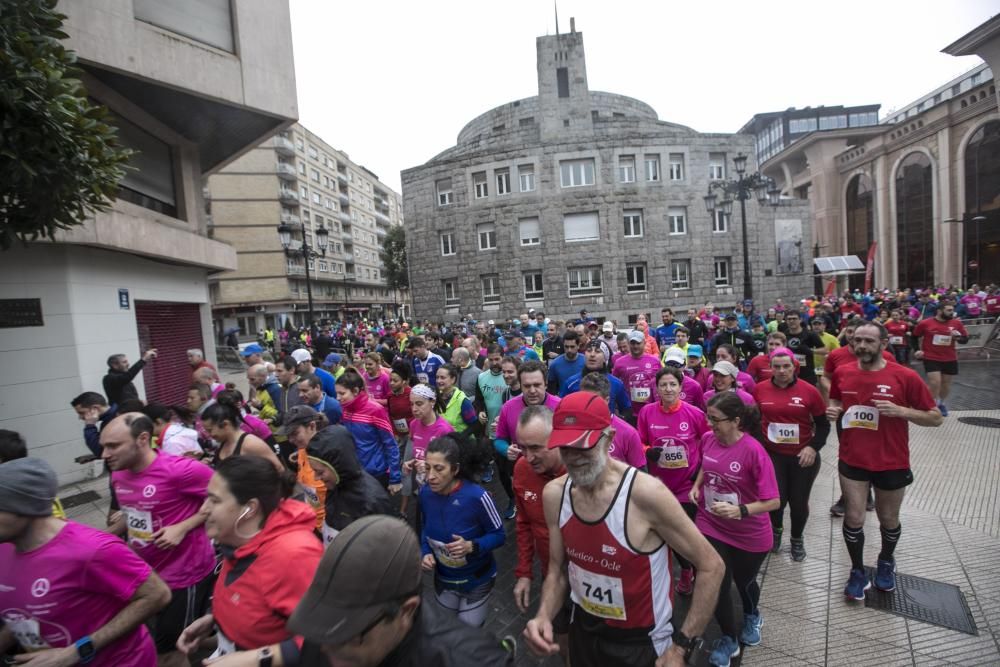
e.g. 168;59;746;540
767;422;800;445
841;405;879;430
568;562;626;620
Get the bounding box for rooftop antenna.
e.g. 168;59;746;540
554;0;559;35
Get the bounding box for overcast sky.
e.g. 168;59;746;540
289;0;996;193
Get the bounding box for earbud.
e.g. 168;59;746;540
237;506;251;522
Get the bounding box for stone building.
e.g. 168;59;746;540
401;22;812;324
0;0;296;483
207;122;408;335
760;15;1000;292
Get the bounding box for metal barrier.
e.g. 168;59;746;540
957;317;1000;360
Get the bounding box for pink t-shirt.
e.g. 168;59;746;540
408;416;454;462
608;415;647;468
680;376;705;410
0;522;156;665
495;394;561;444
240;413;272;441
704;388;756;407
111;454;216;588
365;371;392;402
696;432;779;553
636;401;710;499
961;294;982;316
612;354;662;406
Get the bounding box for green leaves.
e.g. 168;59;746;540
0;0;132;250
380;224;409;289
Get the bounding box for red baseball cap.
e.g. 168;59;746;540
547;392;612;449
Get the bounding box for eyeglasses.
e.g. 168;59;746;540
707;415;735;424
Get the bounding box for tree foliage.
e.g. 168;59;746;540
380;224;409;289
0;0;132;250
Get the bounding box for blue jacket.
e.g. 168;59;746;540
83;404;119;457
547;354;585;395
341;393;401;484
561;372;632;416
419;481;505;590
312;394;343;425
314;368;337;396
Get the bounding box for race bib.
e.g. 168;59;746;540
767;422;800;445
393;418;409;433
657;445;688;469
568;562;626;620
416;373;430;384
124;506;154;547
841;405;879;430
321;523;339;547
932;334;953;346
794;353;807;365
428;538;467;568
630;386;651;402
8;617;47;651
209;629;236;659
301;484;320;510
889;336;904;346
704;488;739;512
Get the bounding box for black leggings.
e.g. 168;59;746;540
494;449;515;504
674;502;698;570
706;536;768;638
768;451;821;539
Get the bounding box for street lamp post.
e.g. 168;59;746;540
703;153;780;301
277;222;329;331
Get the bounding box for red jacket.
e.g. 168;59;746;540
213;500;323;650
513;458;564;580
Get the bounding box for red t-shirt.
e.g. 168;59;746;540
824;345;895;376
830;363;936;471
913;317;968;362
884;320;910;347
985;294;1000;315
755;379;826;456
746;354;773;383
512;458;564;580
386;387;413;436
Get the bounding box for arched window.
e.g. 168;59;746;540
964;121;1000;286
895;153;933;288
845;174;874;292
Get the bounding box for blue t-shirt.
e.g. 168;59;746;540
561;371;632;416
655;323;680;348
412;352;445;386
547;354;585;395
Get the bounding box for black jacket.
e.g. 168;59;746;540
299;594;514;667
307;425;394;532
102;360;145;406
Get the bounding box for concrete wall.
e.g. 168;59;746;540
0;245;213;485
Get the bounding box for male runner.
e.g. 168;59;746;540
655;308;681;349
912;301;968;416
612;330;662;413
495;361;560;464
562;340;633;420
102;413;216;667
827;322;942;599
547;330;585;395
524;393;724;667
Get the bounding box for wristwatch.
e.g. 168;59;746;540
75;636;96;664
739;504;750;519
671;629;703;664
258;646;273;667
469;540;481;556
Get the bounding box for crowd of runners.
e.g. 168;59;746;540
0;282;995;666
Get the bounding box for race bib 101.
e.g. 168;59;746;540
767;422;800;445
841;405;879;430
568;561;627;620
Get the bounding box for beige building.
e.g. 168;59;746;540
761;15;1000;291
207;122;407;334
0;0;296;482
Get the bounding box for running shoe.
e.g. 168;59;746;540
739;611;763;646
481;461;494;483
503;501;517;520
937;401;949;417
874;558;897;592
830;498;845;517
790;537;806;562
708;636;741;667
771;528;783;553
844;567;871;601
676;568;695;596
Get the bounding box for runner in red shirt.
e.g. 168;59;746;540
746;332;786;383
827;321;942;601
984;289;1000;316
755;348;828;562
883;309;912;365
912;301;969;416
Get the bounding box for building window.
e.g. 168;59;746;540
518;164;535;192
481;275;501;304
709;152;726;180
713;210;729;233
436;179;453;206
819;115;847;130
714;258;730;287
473;171;488;199
671;260;691;289
519;217;541;246
568;267;603;297
311;168;320;182
644;154;660;182
668;207;687;235
477;222;497;251
311;192;321;204
556;67;569;98
523;272;543;300
563;211;599;243
134;0;234;52
444;281;459;307
440;233;455;256
496;168;511;195
625;263;647;293
111;112;177;217
560;159;595;187
308;145;318;159
298;162;306;175
318;260;328;273
623;209;643;238
618;155;636;183
669;153;684;180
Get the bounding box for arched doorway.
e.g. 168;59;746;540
895;153;933;288
845;174;874;292
964;121;1000;287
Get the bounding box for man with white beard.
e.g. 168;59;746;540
523;393;724;667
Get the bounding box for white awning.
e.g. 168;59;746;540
813;255;866;275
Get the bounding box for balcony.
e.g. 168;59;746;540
278;189;299;204
344;253;355;263
374;210;390;225
286;264;306;276
279;211;300;226
274;136;295;156
336;171;348;183
338;192;350;206
341;229;353;241
339;212;352;224
376;226;386;237
276;162;297;180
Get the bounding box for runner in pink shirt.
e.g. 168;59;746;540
363;352;392;407
663;347;705;410
102;413;217;663
612;330;662;411
0;458;170;666
400;384;454;521
704;361;756;407
578;373;646;469
690;392;779;663
495;361;561;459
